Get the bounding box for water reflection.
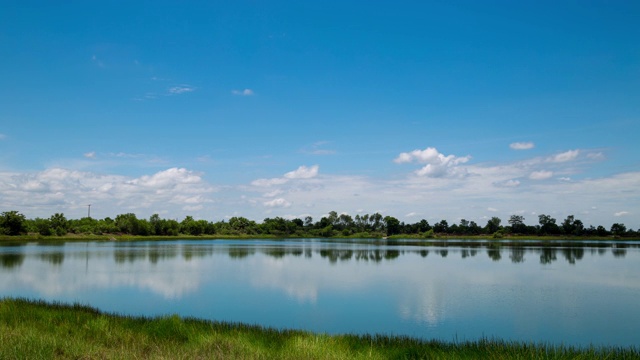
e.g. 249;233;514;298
39;252;64;266
509;247;525;263
540;247;557;264
0;253;25;269
487;247;501;261
1;241;639;269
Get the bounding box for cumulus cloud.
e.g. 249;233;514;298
614;211;629;217
232;89;254;96
510;142;534;150
84;151;96;159
395;147;470;178
0;167;215;217
284;165;319;179
251;165;319;187
264;198;291;208
548;149;579;163
128;168;202;188
168;85;195;94
529;170;553;180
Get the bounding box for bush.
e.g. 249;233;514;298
422;229;435;238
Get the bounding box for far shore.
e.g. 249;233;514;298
1;233;638;244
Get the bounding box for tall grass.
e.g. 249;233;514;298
1;298;638;359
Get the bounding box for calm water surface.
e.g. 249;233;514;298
1;239;639;347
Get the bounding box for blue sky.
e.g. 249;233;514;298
1;1;639;228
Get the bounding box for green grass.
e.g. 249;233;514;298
1;298;637;359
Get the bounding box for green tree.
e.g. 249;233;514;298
229;217;257;234
538;214;559;235
337;213;354;231
433;220;449;234
115;213;141;235
485;217;501;234
32;218;52;236
0;211;28;235
561;215;584;236
149;214;163;235
50;213;69;236
596;225;609;236
180;216;206;235
304;216;313;228
383;216;401;236
370;213;384;232
417;219;431;232
610;223;627;236
508;215;526;234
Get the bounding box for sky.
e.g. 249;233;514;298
1;1;639;228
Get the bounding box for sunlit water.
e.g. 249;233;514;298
1;239;639;347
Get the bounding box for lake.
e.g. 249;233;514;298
1;239;639;347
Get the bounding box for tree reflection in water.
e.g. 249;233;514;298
487;248;501;262
2;240;638;270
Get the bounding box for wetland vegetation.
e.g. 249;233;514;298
1;298;637;359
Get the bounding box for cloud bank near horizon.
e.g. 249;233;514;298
1;145;634;228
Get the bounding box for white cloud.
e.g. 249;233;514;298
395;147;470;178
529;170;553;180
559;177;571;182
251;165;319;187
548;149;579;163
251;177;289;187
0;133;6;140
264;198;291;208
84;151;96;159
263;189;283;198
495;179;520;187
510;142;534;150
168;85;195;94
232;89;254;96
614;211;629;217
1;144;638;228
587;152;605;161
284;165;319;179
0;167;215;218
128;168;202;188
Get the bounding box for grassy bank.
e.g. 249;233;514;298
1;299;637;359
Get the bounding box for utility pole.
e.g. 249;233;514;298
87;204;91;219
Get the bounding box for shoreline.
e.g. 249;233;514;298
1;298;637;359
1;233;639;245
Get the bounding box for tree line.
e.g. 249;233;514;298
0;210;636;238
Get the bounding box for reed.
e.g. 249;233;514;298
1;298;637;359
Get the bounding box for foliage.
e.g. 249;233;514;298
0;209;637;239
0;211;27;235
